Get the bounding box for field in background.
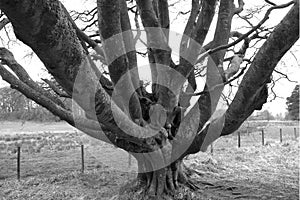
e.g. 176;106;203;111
0;120;299;199
0;121;76;135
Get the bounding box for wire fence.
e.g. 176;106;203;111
0;121;299;180
210;124;299;154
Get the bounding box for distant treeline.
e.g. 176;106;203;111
0;86;60;122
1;84;297;122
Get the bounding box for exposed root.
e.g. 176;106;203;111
118;161;202;200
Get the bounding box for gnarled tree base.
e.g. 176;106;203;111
117;160;200;200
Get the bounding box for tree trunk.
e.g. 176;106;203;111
120;157;196;199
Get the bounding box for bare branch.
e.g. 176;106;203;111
180;0;200;55
42;78;71;98
61;3;106;63
222;1;299;135
87;56;114;95
0;47;67;109
274;69;298;83
97;0;143;121
158;0;170;40
289;50;299;66
234;0;245;14
183;64;248;97
136;0;169;48
265;0;277;6
0;63;109;143
204;1;295;59
0;0;162;153
224;55;243;81
120;0;141;91
180;0;217;70
0;18;9;30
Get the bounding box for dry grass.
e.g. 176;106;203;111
185;139;299;199
0;121;299;199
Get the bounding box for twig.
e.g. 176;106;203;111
184;65;248;97
265;0;277;6
274;69;298;83
0;18;9;31
199;1;295;61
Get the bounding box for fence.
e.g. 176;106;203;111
1;125;299;180
14;144;86;180
209;126;299;154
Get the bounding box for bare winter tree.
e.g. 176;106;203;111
0;0;298;198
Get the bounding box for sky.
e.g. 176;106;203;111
0;0;299;116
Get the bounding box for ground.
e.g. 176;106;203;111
0;121;299;200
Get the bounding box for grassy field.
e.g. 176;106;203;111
0;121;299;199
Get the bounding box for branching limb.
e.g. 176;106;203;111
158;0;170;41
203;1;295;60
179;0;200;56
223;31;250;81
186;0;296;87
136;0;169;48
61;3;106;63
274;69;298;83
133;7;141;45
177;1;298;157
137;0;182;119
234;0;245;14
179;0;217;77
42;78;71;98
265;0;277;6
192;0;236;132
221;1;299;135
0;47;67;109
0;18;9;30
0;63;110;142
98;0;143;120
87;56;114;96
178;0;217;108
183;64;248;97
120;0;141;92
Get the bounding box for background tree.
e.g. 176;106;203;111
248;110;275;121
0;86;59;121
0;0;298;198
286;85;299;120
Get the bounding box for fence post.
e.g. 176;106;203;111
17;146;21;180
279;128;282;143
238;132;241;148
261;129;265;146
294;128;298;139
81;145;84;173
210;143;214;154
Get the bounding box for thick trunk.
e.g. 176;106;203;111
120;158;196;199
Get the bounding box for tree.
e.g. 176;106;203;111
0;86;58;121
286;85;299;120
248;110;275;121
0;0;298;198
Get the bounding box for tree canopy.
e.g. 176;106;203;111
0;0;298;198
286;85;300;120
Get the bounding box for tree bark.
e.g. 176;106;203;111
222;1;299;135
0;0;161;154
183;1;299;155
120;157;196;198
0;0;299;199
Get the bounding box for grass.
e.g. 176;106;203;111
0;169;135;200
185;140;299;199
0;120;299;199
